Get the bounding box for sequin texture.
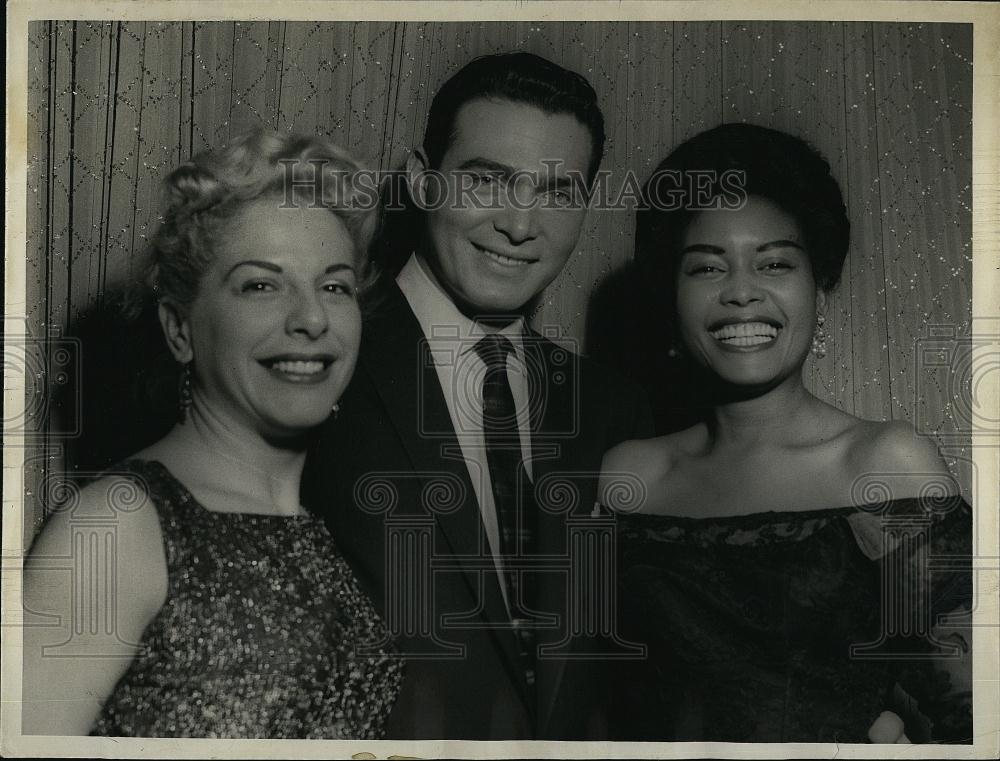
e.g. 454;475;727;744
91;459;403;738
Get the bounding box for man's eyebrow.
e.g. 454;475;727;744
757;240;804;252
539;173;576;192
454;159;579;192
225;260;282;278
454;158;516;178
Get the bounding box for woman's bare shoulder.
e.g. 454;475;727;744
846;419;948;470
600;424;708;512
22;472;169;734
602;427;702;476
27;473;169;612
843;418;957;496
50;472;158;522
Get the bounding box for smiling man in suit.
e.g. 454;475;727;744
302;52;651;739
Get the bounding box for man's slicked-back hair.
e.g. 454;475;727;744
422;51;606;181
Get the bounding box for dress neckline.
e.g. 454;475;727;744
124;458;320;521
613;494;967;526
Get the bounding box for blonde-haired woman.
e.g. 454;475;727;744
23;130;402;738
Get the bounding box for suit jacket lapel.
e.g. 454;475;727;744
525;333;572;464
363;283;530;704
524;333;577;734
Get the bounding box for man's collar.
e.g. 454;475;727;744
396;252;527;359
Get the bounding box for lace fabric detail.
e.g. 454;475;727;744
617;506;855;548
613;496;972;742
616;496;967;554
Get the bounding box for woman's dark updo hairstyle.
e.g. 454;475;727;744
635;123;850;311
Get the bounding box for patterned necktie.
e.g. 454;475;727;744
474;333;538;698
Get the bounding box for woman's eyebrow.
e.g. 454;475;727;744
680;244;726;255
757;239;804;252
225;260;282;278
324;263;356;275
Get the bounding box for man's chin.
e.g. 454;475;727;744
455;289;541;323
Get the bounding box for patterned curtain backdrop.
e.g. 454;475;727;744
23;21;973;536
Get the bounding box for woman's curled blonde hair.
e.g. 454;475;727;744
146;128;378;310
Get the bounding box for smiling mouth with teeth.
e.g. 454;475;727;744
710;321;781;347
475;244;534;267
263;359;330;376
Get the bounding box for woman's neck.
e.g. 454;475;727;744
707;373;822;451
143;392;309;516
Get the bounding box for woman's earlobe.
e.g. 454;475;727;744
157;301;194;364
815;288;828;317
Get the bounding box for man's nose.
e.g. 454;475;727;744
493;184;540;244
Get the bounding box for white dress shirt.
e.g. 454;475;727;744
397;253;534;607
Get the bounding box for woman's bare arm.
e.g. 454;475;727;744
22;476;168;735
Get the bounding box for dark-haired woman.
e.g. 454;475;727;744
23;130;402;737
602;123;972;743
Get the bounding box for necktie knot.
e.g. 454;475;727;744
473;333;514;372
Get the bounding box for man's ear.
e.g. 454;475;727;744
157;300;194;364
406;147;432;208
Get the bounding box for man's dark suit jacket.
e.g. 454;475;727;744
301;280;652;739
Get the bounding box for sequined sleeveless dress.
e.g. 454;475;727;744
611;496;972;743
91;459;403;738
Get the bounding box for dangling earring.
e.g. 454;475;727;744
332;402;341;420
178;363;193;422
667;335;684;359
811;314;828;359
